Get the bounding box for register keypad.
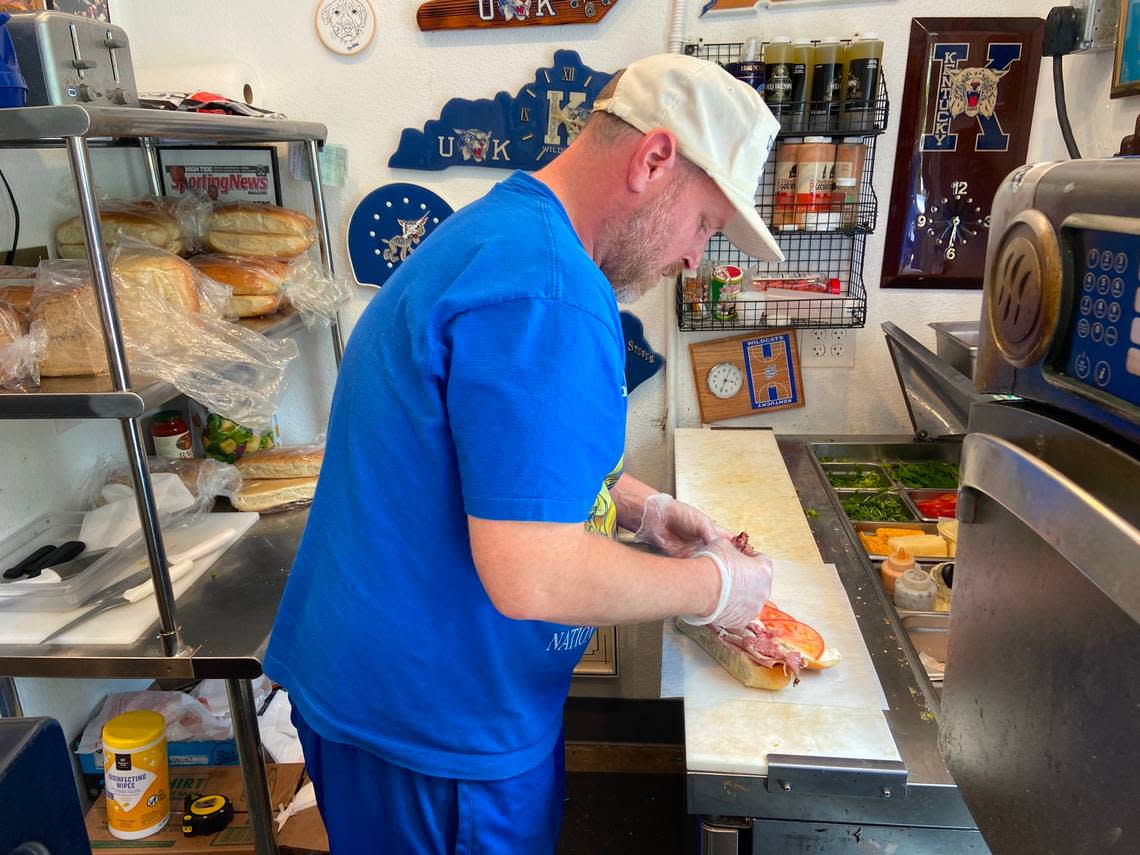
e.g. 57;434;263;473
1065;228;1140;407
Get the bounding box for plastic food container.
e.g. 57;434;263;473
894;566;937;611
0;512;147;610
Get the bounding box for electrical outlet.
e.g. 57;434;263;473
801;329;856;367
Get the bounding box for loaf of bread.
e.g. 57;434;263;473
189;255;288;317
231;476;317;512
33;252;201;377
205;204;316;259
56;208;184;258
0;285;33;314
0;301;26;350
235;445;324;479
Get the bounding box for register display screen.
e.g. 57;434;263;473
1061;227;1140;409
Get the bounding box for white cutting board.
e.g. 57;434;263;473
674;428;822;565
669;429;899;775
0;512;259;645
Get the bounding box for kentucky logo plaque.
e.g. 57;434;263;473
389;50;614;172
417;0;621;31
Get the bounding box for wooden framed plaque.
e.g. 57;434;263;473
690;330;804;423
880;17;1044;290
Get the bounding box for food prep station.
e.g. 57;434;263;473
659;318;989;854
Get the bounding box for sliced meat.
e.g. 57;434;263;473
714;622;804;681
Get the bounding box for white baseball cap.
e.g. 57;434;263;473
592;53;784;262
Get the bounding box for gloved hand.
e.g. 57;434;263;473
635;492;731;558
684;538;774;629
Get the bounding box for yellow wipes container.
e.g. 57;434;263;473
102;710;170;839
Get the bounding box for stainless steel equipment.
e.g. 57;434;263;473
6;11;138;107
929;321;980;379
942;158;1140;855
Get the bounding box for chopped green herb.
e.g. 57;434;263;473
826;468;891;489
805;508;819;518
839;492;912;522
887;462;960;489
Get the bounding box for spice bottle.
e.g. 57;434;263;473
880;547;916;595
809;37;845;132
763;36;794;121
843;32;884;131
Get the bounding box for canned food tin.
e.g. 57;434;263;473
711;265;744;320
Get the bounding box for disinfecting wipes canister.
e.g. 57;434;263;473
102;710;170;839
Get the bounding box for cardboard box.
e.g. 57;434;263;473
79;738;240;774
277;775;329;855
86;763;305;854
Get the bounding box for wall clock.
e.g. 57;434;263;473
417;0;621;31
689;330;804;423
880;17;1043;290
315;0;376;56
347;184;455;288
389;49;613;172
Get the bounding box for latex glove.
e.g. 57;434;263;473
684;538;774;629
635;492;731;558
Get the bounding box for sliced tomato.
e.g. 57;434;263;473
764;619;825;660
760;602;796;623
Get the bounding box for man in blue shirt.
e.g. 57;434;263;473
265;53;784;853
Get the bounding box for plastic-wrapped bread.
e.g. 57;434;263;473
32;251;201;377
56;206;185;258
234;444;324;479
189;254;287;318
205;204;316;259
231;476;317;512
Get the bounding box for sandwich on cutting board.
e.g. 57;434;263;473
677;532;840;690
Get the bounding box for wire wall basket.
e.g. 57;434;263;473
677;40;888;332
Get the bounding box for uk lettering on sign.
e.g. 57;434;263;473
417;0;620;31
389;50;614;172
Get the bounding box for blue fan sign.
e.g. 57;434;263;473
347;183;455;288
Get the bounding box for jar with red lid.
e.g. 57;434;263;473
151;410;193;460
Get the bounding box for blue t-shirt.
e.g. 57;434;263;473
264;173;627;781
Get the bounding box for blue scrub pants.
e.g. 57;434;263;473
292;705;565;854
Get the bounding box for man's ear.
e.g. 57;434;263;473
627;129;680;194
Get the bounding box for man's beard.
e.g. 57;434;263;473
597;178;688;303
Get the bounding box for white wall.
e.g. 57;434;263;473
1;0;1135;731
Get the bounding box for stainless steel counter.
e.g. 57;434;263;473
0;509;302;680
688;434;983;852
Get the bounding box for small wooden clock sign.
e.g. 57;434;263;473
690;330;804;423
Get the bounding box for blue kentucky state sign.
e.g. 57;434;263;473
921;42;1023;153
389;49;613;172
620;311;665;396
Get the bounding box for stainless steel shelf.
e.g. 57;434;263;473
0;308;305;420
0;105;327;144
0;508;304;681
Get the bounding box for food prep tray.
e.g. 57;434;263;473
821;462;893;490
904;488;959;522
852;522;947;561
837;489;917;524
0;512;145;610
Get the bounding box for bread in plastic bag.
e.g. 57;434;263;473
0;299;45;390
32;243;297;431
188;253;288;319
281;256;351;329
233;441;324;479
204;202;317;259
85;453;242;509
54;192;211;258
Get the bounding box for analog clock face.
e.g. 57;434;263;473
707;363;744;399
913;179;991;262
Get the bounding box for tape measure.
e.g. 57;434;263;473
182;793;234;837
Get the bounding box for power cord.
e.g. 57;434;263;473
1044;5;1083;160
0;166;17;266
